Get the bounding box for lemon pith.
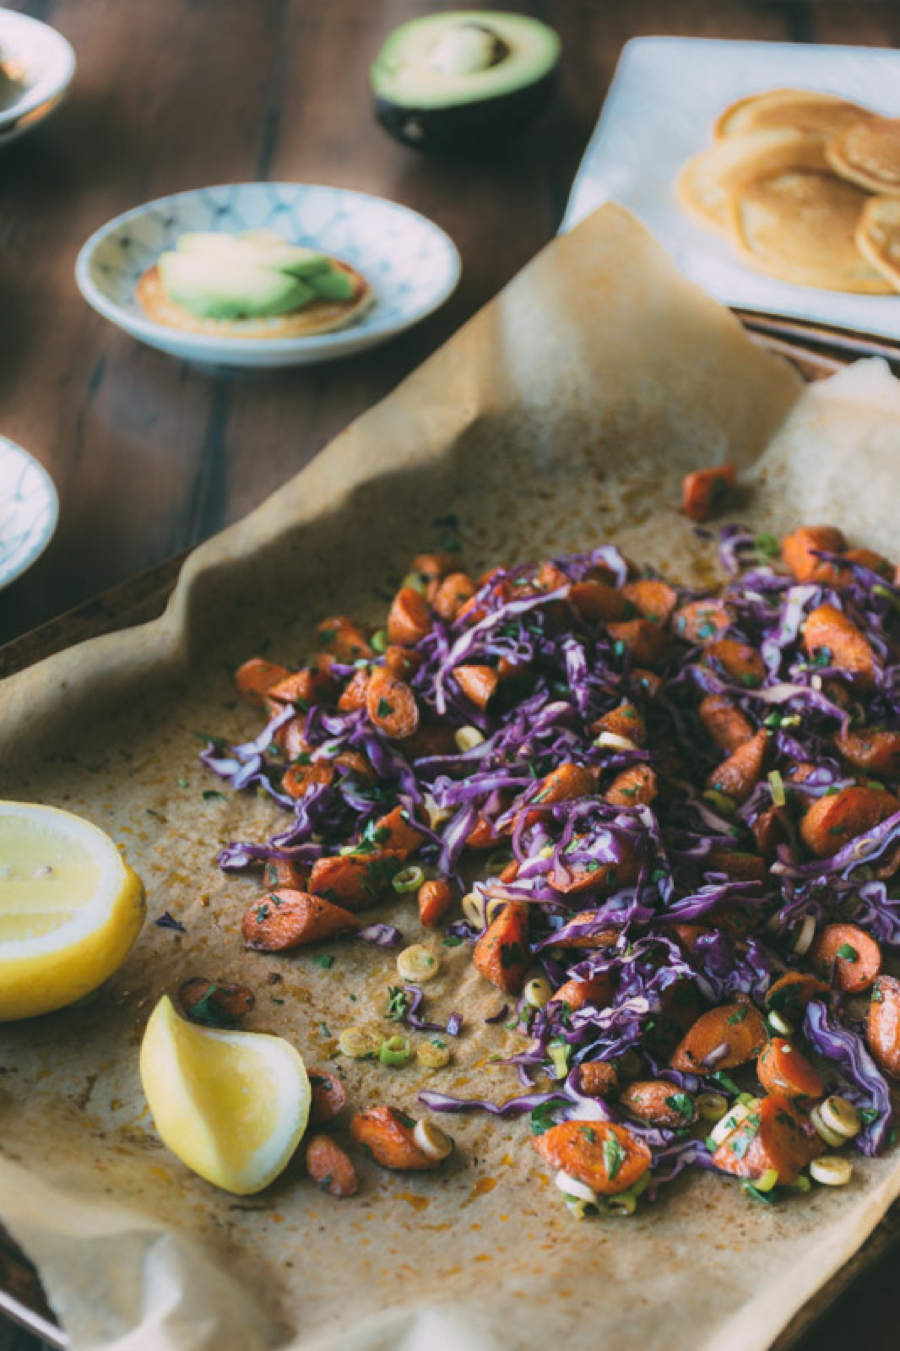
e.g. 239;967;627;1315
140;995;311;1195
0;800;146;1020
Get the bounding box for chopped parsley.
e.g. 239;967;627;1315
602;1133;626;1182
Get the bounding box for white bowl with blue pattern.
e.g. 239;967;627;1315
0;436;58;591
75;182;462;368
0;9;76;145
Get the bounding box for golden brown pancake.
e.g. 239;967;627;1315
714;89;871;141
728;168;894;293
677;129;828;235
827;116;900;197
855;195;900;290
135;259;374;339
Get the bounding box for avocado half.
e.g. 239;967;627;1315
371;11;561;153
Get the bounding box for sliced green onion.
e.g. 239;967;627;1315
549;1042;570;1080
703;789;736;816
768;770;786;808
392;865;425;894
696;1091;729;1123
401;571;428;595
379;1034;412;1067
371;629;388;654
754;1168;779;1193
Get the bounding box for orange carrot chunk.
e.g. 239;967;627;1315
808;922;882;994
552;972;614;1012
682;464;736;522
234;657;291;707
620;1080;698;1127
315;616;373;661
703;639;765;688
387;586;433;647
802;604;876;685
569;579;632;624
799;785;899;859
578;1061;620;1098
306;1133;359;1197
765;971;829;1020
757;1038;824;1102
834;726;900;780
711;1093;823;1184
604;764;658;807
671;600;733;644
366;668;420;740
781;526;847;583
350;1106;437;1171
308;851;404;910
706;729;769;805
671;1001;767;1072
621;579;679;624
591;701;646;746
532;1120;652;1196
698;693;755;752
867;975;900;1077
432;572;477;622
607;619;669;668
453;664;499;709
242;890;359;950
472;901;530;995
308;1070;349;1125
418;878;453;928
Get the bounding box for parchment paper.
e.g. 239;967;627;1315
2;204;900;1351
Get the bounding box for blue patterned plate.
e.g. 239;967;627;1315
0;9;76;142
0;436;58;590
75;182;462;368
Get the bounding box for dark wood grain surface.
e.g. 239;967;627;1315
3;1;900;1348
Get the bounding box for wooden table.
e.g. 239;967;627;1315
2;0;900;1346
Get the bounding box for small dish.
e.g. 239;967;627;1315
0;436;58;591
0;9;75;142
75;182;462;368
562;38;900;343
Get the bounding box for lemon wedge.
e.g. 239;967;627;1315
140;995;311;1195
0;800;145;1020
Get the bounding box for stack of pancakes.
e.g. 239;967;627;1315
678;89;900;294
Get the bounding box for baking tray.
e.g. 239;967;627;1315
0;328;898;1351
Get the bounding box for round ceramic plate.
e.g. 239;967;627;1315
0;9;75;142
0;436;58;590
75;182;462;368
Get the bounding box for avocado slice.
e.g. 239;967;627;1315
370;10;560;153
157;251;315;320
176;231;332;279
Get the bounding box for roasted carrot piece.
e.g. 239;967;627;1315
315;616;373;661
604;764;658;807
383;645;423;681
808;922;882;994
671;1001;767;1072
242;890;359;950
703;639;765;688
803;604;876;685
552;972;614;1011
466;813;504;850
306;1133;359;1196
671;600;732;644
757;1039;823;1102
607;619;669;668
533;762;598;806
765;971;829;1020
669;923;712;955
548;848;640;896
433;572;477;622
621;1080;698;1127
234;657;290;707
335;749;377;782
532;1120;652;1195
366;668;420;740
753;805;788;862
781;525;847;583
867;975;900;1077
350;1106;436;1171
400;723;458;759
621;579;679;624
698;693;755;752
372;804;423;856
337;668;371;712
472;901;530;994
711;1093;823;1184
453;664;499;709
308;1069;349;1125
799;785;899;859
498;860;519;883
282;760;334;798
411;551;459;585
263;857;309;891
179;978;255;1025
577;1061;620;1098
418;878;453;928
630;667;663;699
591;701;646;747
707;849;766;883
706;729;769;804
387;586;432;647
266;668;336;711
835;726;900;779
569;579;632;623
682;464;736;522
308;851;404;910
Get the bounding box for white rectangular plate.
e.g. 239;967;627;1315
562;38;900;341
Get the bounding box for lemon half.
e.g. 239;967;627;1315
140;995;311;1195
0;800;145;1020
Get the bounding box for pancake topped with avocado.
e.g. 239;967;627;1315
136;230;374;339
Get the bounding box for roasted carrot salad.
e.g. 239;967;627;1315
200;521;900;1215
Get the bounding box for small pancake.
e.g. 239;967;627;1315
827;116;900;197
728;168;894;293
714;89;871;141
677;129;828;235
135;259;374;339
856;195;900;291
